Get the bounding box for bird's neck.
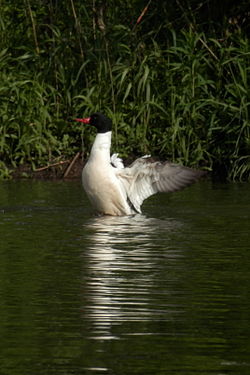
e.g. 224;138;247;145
89;131;112;163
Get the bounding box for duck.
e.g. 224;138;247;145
75;112;205;216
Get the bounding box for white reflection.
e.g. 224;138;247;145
82;214;182;339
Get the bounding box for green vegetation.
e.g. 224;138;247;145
0;0;249;180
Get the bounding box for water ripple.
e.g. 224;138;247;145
81;214;184;338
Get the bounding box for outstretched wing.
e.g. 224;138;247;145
117;157;205;213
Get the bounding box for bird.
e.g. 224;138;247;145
75;112;205;216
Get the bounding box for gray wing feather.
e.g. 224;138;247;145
118;157;205;212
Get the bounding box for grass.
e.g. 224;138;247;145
0;1;249;181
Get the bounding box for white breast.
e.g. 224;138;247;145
82;132;134;216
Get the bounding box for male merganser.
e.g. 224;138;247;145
75;113;205;216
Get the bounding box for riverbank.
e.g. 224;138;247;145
11;154;84;180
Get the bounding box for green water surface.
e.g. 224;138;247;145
0;180;249;375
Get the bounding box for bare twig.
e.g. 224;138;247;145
133;0;152;30
198;35;219;61
63;152;81;178
35;160;70;172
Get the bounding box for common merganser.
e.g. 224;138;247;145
75;113;205;216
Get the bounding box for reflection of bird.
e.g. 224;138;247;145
75;113;205;216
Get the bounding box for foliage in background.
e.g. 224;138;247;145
0;0;249;180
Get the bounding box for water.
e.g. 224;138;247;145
0;180;249;375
